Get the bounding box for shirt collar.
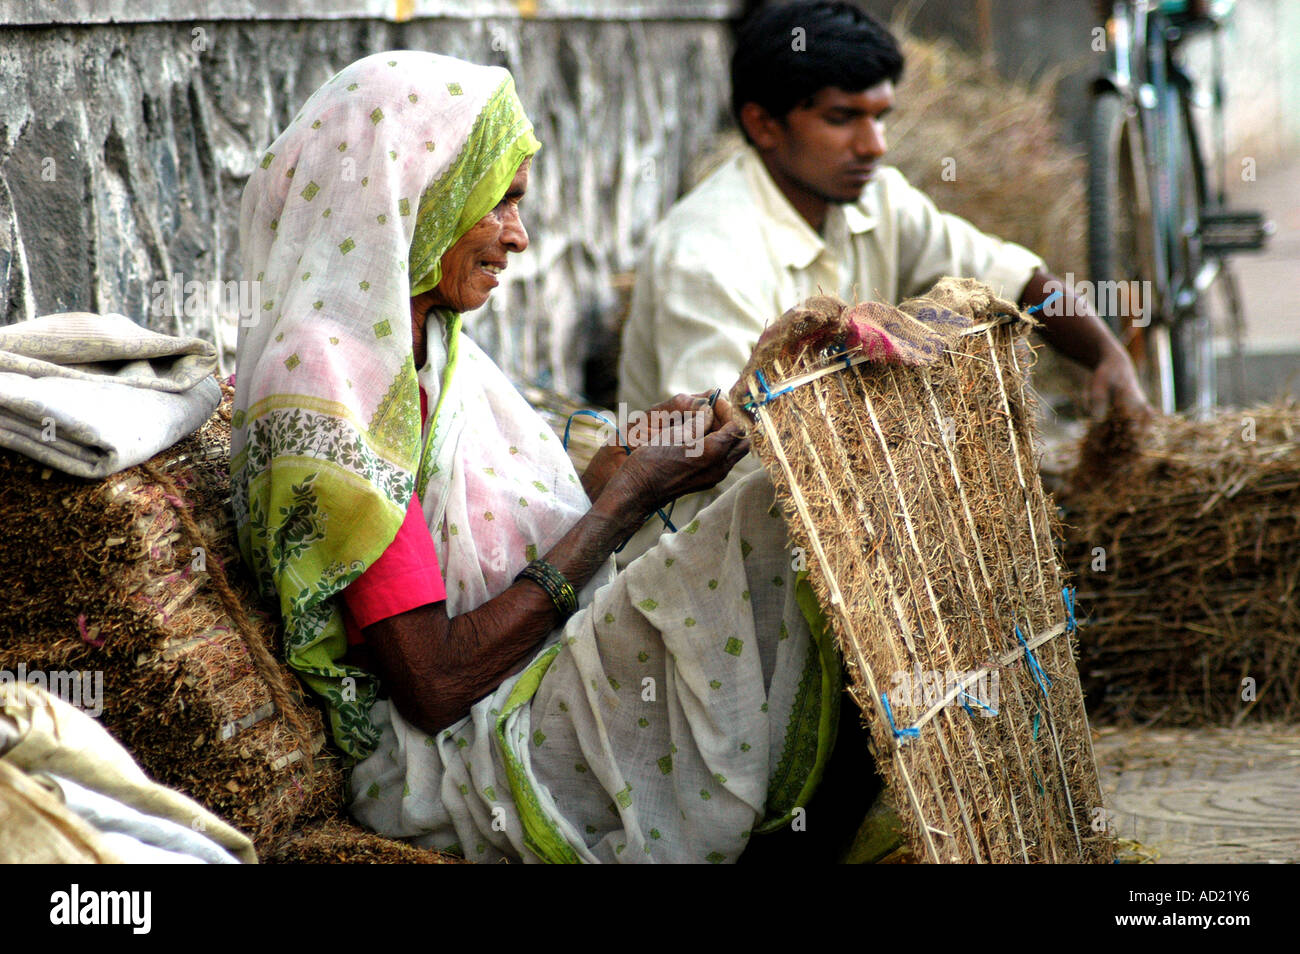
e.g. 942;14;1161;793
842;202;877;234
737;146;879;270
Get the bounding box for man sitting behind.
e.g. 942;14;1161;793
616;0;1147;565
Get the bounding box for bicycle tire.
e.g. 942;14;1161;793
1087;89;1173;410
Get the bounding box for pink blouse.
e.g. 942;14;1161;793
341;388;446;645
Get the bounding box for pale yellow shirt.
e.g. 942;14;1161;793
615;145;1044;564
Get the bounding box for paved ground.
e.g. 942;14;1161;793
1093;724;1300;864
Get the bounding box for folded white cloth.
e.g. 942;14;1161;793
0;312;220;478
0;682;257;864
50;774;242;864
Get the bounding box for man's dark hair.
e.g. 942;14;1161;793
731;1;904;130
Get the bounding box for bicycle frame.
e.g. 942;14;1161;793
1094;1;1229;412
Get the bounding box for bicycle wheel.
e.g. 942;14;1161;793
1087;90;1173;411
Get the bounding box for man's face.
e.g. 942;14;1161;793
756;81;894;208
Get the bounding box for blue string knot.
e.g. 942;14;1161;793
753;368;796;406
881;691;920;743
1016;622;1053;698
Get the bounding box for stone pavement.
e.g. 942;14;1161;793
1093;724;1300;864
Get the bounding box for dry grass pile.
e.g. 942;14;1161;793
734;277;1111;864
1059;404;1300;725
265;817;465;864
0;382;340;852
886;29;1086;276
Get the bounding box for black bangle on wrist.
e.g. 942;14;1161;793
515;559;579;619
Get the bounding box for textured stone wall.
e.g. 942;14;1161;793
0;11;736;392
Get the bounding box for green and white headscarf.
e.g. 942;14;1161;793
231;52;541;759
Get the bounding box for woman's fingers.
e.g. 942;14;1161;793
620;420;750;509
702;420;750;472
625;398;713;449
609;398;751;512
708;394;736;430
579;443;631;502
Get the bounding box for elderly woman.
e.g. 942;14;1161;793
232;52;838;863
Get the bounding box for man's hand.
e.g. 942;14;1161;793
1020;268;1155;420
1087;343;1153;420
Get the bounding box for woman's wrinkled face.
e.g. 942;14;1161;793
426;158;530;314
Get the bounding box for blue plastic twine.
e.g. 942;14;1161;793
563;409;677;541
881;691;920;743
958;689;999;718
744;368;797;410
1016;622;1053;697
562;408;616;448
1026;289;1063;315
1062;586;1077;634
830;344;856;371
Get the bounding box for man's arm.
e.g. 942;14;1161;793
1019;268;1150;417
889;169;1150;417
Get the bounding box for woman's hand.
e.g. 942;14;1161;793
579;391;743;502
367;390;747;736
593;394;749;529
580;443;630;503
617;421;749;514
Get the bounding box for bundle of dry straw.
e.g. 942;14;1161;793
0;382;340;852
886;29;1085;276
1060;404;1300;725
733;278;1111;864
266;818;464;864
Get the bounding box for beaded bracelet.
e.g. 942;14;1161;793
515;559;578;619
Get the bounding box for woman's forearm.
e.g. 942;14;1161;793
363;488;651;735
365;421;748;735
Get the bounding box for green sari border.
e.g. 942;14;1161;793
754;572;842;834
493;644;582;864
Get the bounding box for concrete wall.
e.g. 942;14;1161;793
0;1;741;392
